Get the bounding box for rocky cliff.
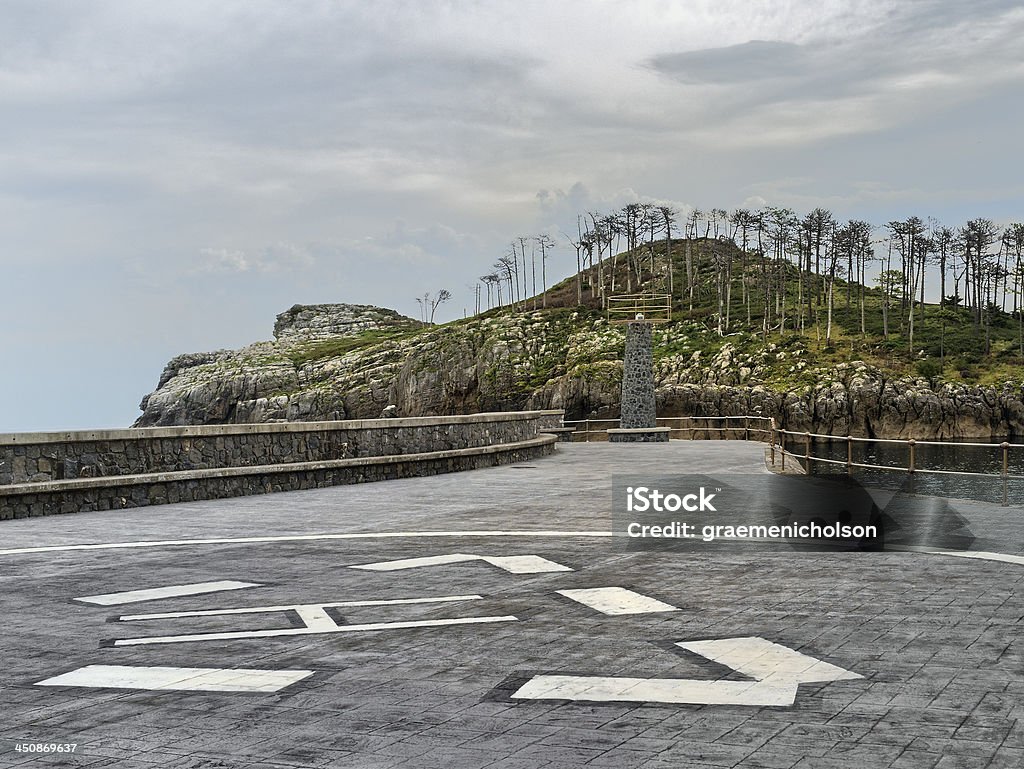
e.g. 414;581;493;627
134;302;1024;440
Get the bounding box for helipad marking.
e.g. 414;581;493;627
511;636;862;706
556;587;679;615
35;665;313;693
76;580;260;606
351;553;572;574
111;615;518;646
117;595;482;622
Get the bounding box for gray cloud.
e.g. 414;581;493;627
650;40;811;85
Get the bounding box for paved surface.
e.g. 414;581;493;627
1;442;1022;768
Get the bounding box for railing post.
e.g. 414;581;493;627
1002;441;1010;507
770;418;777;466
846;436;853;475
744;416;750;442
781;429;786;471
907;439;916;474
805;431;812;475
585;419;590;443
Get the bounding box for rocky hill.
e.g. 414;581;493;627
134;301;1024;440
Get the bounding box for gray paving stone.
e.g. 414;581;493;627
0;442;1020;768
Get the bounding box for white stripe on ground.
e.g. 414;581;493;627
35;665;313;693
112;615;518;646
351;553;572;574
511;675;798;706
675;636;863;684
0;530;613;556
75;580;260;606
887;545;1024;566
2;532;1022;570
556;587;679;615
118;595;482;622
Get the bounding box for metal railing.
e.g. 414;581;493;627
559;415;1023;505
562;415;775;443
606;293;672;324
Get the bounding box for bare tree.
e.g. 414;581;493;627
535;233;555;308
495;254;516;306
658;206;677;304
428;289;451;323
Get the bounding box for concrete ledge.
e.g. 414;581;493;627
607;427;671;443
0;435;558;519
0;410;565;445
543;427;578;443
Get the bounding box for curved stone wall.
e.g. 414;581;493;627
0;411;562;519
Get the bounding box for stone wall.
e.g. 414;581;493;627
0;411;562;519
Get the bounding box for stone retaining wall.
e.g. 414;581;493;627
0;411;562;519
0;412;561;484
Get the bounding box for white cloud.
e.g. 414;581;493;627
196;243;315;274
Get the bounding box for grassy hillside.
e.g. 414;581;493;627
503;237;1024;389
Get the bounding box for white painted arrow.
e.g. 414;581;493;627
350;553;572;574
511;636;862;707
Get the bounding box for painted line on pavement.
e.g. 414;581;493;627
556;587;679;615
351;553;572;574
511;636;862;706
111;615;519;646
76;580;261;606
675;636;863;684
117;594;482;622
887;545;1024;567
35;665;313;693
511;675;799;706
0;530;613;556
2;531;1022;571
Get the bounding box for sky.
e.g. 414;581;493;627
2;0;1023;432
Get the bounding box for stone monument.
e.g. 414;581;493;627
607;299;671;443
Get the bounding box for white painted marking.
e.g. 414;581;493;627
3;531;1021;572
354;554;475;570
35;665;313;693
675;637;863;684
118;595;482;622
889;545;1024;567
512;636;861;706
481;555;573;573
75;580;260;606
0;530;612;557
938;550;1024;566
351;553;572;574
112;615;518;646
512;675;798;706
556;587;679;615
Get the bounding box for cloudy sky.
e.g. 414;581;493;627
2;0;1022;431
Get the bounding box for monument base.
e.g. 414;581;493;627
607;427;671;443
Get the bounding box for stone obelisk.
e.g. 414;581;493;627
608;316;670;443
